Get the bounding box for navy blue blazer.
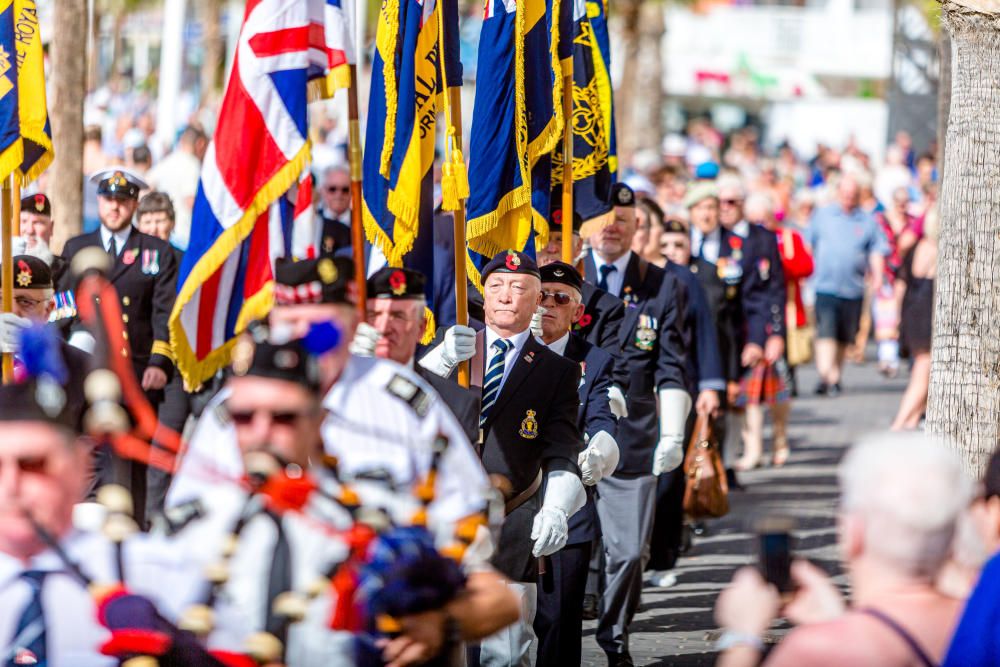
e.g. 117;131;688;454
562;333;616;544
719;223;786;347
666;261;724;394
576;282;627;387
583;251;688;475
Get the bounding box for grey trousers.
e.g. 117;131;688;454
595;473;657;656
479;582;536;667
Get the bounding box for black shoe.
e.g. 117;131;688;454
680;523;693;554
828;382;842;397
726;467;745;491
582;593;599;620
814;382;829;396
606;652;634;667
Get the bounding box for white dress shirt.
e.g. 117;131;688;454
590;249;632;298
732;219;750;239
484;326;533;392
99;225;132;256
546;332;570;357
691;226;722;264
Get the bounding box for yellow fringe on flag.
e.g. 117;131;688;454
377;0;402;179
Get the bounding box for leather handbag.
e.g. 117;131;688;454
683;416;729;519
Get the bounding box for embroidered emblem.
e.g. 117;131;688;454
15;260;31;287
389;269;407;296
519;409;539;439
317;257;338;284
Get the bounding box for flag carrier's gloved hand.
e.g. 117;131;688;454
418;324;476;377
531;470;585;557
652;388;692;476
349;321;381;357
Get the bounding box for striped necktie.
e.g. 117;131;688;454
480;338;512;426
5;571;47;667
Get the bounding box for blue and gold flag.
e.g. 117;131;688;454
0;0;21;181
362;0;444;268
550;0;613;232
465;0;564;282
588;0;616;179
14;0;52;182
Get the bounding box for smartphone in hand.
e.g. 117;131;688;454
754;516;795;594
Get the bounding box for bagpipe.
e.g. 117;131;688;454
17;248;488;666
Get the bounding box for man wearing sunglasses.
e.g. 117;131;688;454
533;261;619;667
317;165;353;255
0;255;91;429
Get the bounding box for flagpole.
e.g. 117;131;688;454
448;86;470;389
560;64;574;264
1;174;17;383
347;64;367;320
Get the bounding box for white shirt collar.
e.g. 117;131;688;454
100;225;132;254
591;249;632;275
733;219;751;238
546;332;570;357
485;325;532;355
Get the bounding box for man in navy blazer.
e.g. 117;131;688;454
583;184;691;665
532;262;620;667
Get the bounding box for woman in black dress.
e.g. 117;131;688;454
891;206;937;430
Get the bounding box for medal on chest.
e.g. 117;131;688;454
622;286;636;307
141;249;160;275
634;313;658;351
519;409;539;439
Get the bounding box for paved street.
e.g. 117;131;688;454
580;359;908;666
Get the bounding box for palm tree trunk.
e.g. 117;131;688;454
199;0;224;100
50;0;89;252
926;0;1000;476
614;0;642;164
936;30;951;177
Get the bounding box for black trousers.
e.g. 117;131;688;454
534;541;592;667
646;409;697;571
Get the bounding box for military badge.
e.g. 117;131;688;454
635;314;657;351
15;260;31;287
519;409;539;439
389;269;408;296
317;257;338;284
758;258;771;281
33;194;46;213
623;286;636;307
323;236;334;253
505;251;521;270
141;249;160;275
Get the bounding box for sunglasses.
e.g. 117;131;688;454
326;186;350;194
720;198;743;206
541;290;575;306
228;406;311;427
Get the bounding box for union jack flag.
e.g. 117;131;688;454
169;0;351;388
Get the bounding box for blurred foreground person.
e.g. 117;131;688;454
714;432;973;667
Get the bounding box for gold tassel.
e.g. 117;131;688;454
441;160;460;212
440;127;469;212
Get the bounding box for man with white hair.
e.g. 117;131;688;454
714;432;973;667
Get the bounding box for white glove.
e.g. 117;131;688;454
348;322;381;357
530;306;546;339
652;388;692;476
0;312;30;354
608;385;628;419
578;430;620;486
417;324;476;377
531;470;585;557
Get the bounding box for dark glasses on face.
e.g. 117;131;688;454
228;407;310;426
720;198;742;206
541;290;574;306
326;186;350;194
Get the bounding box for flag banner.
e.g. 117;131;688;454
587;0;616;179
551;0;613;235
290;169;317;258
170;0;316;388
308;0;356;98
465;0;563;279
361;0;443;269
0;0;22;181
14;0;51;182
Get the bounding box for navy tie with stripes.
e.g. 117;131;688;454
479;338;512;426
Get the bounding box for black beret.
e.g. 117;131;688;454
663;219;689;235
92;168;147;200
480;249;540;285
367;266;426;300
551;208;583;234
611;183;636;208
274;256;355;306
539;261;583;293
5;255;53;289
21;193;51;217
0;379;71;428
231;336;321;393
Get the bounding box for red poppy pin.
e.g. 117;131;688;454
575;313;593;329
34;194;45;212
729;236;743;250
505;251;521;271
389;269;407;296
